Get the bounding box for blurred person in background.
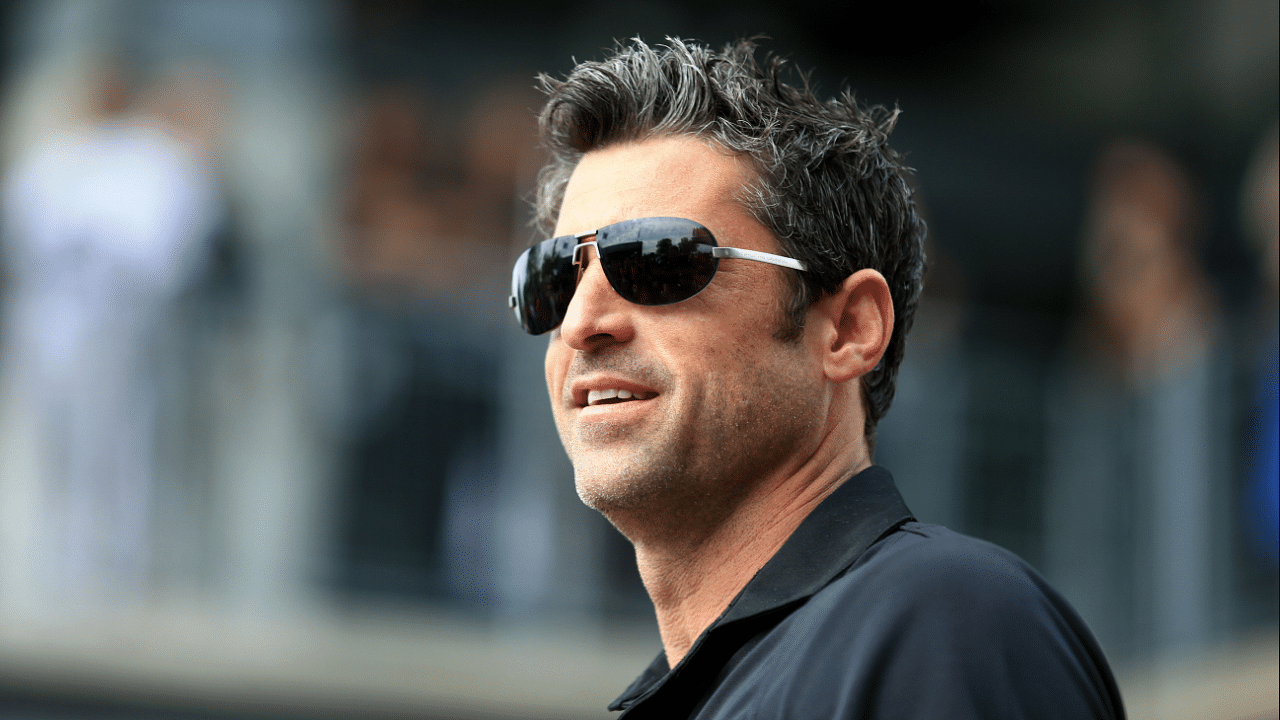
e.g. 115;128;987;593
0;66;220;610
510;38;1123;718
1045;140;1232;662
334;81;536;606
1241;124;1278;572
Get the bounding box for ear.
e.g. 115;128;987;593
811;269;894;384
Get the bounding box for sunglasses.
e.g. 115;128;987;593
509;216;807;335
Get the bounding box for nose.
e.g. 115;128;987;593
556;245;636;352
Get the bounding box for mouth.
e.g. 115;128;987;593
585;388;659;407
570;378;660;409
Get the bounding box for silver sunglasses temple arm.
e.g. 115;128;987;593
711;246;807;271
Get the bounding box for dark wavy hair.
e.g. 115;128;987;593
533;37;926;441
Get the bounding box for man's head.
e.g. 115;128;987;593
533;38;925;440
523;38;924;533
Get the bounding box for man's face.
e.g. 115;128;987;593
544;135;829;527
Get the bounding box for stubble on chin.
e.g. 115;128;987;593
557;334;819;533
570;364;817;531
573;451;678;514
565;403;684;514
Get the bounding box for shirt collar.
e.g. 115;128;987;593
610;465;914;711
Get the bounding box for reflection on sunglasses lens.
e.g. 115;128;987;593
600;219;717;306
515;217;721;334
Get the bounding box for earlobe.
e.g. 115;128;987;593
818;269;894;384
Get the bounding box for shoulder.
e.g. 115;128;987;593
774;523;1083;662
843;522;1057;613
741;523;1125;719
812;522;1107;661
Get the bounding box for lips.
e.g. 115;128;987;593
586;388;659;406
570;378;660;409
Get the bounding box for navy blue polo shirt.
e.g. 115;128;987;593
609;466;1125;719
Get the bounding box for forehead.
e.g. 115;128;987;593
554;135;763;243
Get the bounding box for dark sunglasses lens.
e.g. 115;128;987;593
513;235;577;334
597;218;717;306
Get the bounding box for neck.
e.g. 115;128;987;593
625;417;870;667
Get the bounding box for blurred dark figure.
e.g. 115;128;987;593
1241;124;1279;570
1044;140;1231;662
0;68;220;611
1082;142;1218;377
332;83;537;607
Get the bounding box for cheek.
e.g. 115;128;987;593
545;339;569;399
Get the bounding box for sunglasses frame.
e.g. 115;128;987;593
509;217;806;335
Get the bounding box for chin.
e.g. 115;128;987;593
573;460;676;515
575;471;648;513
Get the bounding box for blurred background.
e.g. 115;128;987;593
0;0;1274;718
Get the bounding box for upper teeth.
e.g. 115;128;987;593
588;388;634;406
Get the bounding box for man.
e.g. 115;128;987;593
509;38;1124;718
